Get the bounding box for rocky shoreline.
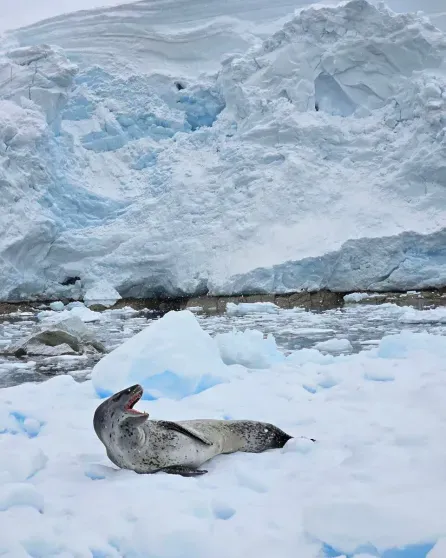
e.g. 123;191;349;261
1;288;446;317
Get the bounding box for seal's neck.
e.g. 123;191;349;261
118;421;145;449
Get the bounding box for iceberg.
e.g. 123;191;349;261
215;328;285;368
10;315;106;356
83;280;122;308
91;310;230;399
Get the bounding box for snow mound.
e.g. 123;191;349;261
376;329;446;359
91;310;230;399
215;328;285;368
0;483;44;513
0;437;47;484
0;0;446;300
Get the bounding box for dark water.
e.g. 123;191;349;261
0;298;445;388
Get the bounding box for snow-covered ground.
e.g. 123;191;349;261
0;0;445;301
1;303;446;556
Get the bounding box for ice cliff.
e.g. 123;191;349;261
0;0;445;300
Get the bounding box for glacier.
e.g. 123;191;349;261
0;0;446;301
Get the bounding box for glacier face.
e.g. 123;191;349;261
0;0;446;301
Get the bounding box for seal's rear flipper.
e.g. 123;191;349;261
157;421;213;445
159;465;208;477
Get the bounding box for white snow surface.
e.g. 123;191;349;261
1;309;446;556
0;0;446;301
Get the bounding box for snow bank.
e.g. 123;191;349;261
0;0;446;300
215;328;285;368
91;310;230;399
1;325;446;555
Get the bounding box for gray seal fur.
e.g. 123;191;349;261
93;384;295;476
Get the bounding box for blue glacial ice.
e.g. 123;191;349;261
0;0;446;301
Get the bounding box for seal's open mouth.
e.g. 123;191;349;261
125;387;145;415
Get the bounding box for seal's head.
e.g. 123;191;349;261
93;384;148;443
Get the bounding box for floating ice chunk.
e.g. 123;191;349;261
215;329;285;369
23;343;78;357
38;304;102;323
67;305;102;322
91;310;229;400
376;331;446;359
399;308;446;324
0;361;36;370
11;316;105;356
344;293;384;303
226;302;280;316
314;338;353;353
65;302;86;310
0;483;44;513
84;280;122;308
49;301;64;311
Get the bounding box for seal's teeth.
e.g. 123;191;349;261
126;390;143;411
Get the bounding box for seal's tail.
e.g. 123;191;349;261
227;420;293;453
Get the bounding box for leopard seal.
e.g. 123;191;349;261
93;384;295;476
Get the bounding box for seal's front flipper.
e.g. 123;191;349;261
157;421;213;446
159;465;208;477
